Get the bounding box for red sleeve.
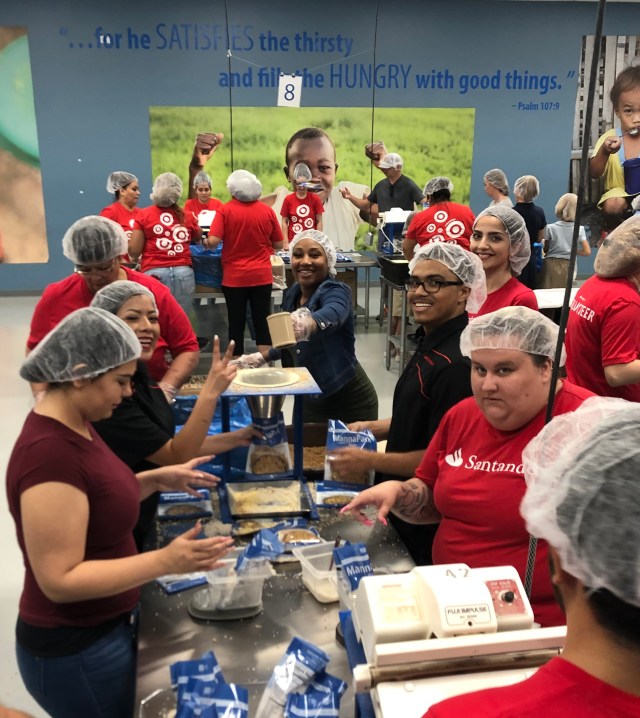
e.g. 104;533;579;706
155;289;199;356
312;193;325;215
184;199;197;217
270;213;285;245
209;205;225;237
406;214;421;240
280;194;292;217
100;205;116;220
27;286;61;350
601;299;640;367
513;290;539;310
132;210;145;232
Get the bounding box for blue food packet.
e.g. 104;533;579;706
234;529;285;573
206;683;249;718
170;651;224;704
332;543;373;591
324;420;376;485
285;671;347;718
176;704;217;718
246;412;292;477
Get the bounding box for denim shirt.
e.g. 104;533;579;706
272;279;357;396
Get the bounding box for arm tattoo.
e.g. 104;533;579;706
392;479;439;524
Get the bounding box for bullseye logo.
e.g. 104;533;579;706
304;218;315;228
433;209;449;223
445;220;465;238
292;222;303;233
297;204;310;217
172;225;189;243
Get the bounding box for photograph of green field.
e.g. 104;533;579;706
149;106;475;206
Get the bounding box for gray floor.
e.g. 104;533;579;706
0;287;402;715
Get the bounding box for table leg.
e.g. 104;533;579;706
385;283;392;371
293;396;304;480
364;267;370;329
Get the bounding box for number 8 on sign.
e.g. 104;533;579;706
278;74;302;108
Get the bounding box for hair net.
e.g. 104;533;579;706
424;177;453;196
594;216;640;278
514;175;540;202
473;205;531;276
289;229;337;278
20;307;141;383
378;152;403;169
106;171;138;194
192;171;212;189
460;306;563;362
62;215;128;265
632;195;640;212
150;172;182;207
521;396;640;608
409;243;487;314
483;169;509;196
226;169;262;202
91;280;158;315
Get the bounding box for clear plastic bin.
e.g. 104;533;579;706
291;542;340;603
205;551;274;611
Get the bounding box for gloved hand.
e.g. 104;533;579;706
291;307;316;341
231;352;267;369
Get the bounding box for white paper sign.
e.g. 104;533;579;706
277;74;302;108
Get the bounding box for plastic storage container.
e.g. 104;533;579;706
292;541;340;603
204;553;274;612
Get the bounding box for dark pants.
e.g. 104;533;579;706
221;283;272;355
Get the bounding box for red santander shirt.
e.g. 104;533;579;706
470;277;538;319
133;205;200;272
209;198;283;287
99;201;140;239
280;192;325;241
406;202;475;251
27;267;198;382
415;381;594;627
566;274;640;402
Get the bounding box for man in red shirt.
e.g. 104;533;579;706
27;216;199;395
423;398;640;717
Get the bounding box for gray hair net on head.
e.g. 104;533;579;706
378;152;403;169
62;215;128;265
483;169;509;196
91;280;158;315
424;177;454;196
226;169;262;202
514;175;540;202
474;205;530;276
521;396;640;608
20;307;141;384
409;243;487;314
594;216;640;278
150;172;182;207
289;229;337;278
106;171;138;194
193;171;212;189
460;305;564;363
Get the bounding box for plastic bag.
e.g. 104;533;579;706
324;420;376;485
246;412;292;477
191;243;223;289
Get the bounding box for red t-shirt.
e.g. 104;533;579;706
280;192;325;241
415;381;593;627
470;277;538;319
133;205;200;271
566;274;640;402
6;412;140;628
99;202;140;239
406;202;475;251
423;657;640;717
184;197;223;222
209;198;283;287
26;267;199;382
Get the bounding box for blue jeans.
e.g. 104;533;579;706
16;621;137;718
145;265;195;317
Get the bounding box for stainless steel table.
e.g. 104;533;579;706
136;511;414;717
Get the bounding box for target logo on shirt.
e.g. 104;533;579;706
153;212;189;257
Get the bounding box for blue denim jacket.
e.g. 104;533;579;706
273;279;357;396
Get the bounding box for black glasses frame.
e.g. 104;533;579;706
405;277;463;293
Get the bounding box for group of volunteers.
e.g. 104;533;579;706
6;67;640;718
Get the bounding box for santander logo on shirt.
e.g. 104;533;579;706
152;212;189;257
445;448;524;474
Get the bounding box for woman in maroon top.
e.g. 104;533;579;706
6;308;233;718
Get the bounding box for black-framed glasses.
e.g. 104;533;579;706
405;276;463;293
74;259;118;275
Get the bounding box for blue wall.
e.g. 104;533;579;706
1;0;636;291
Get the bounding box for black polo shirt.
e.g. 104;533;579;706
368;174;423;212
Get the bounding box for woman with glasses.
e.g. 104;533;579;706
469;205;538;317
343;307;595;627
329;243;485;564
26;216;199;394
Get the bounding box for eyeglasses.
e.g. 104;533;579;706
405;276;463;293
74;259;118;275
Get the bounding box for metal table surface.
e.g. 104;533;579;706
136;509;414;717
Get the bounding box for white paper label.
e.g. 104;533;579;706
277;74;302;107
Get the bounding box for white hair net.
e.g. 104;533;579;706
192;171;212;189
594;216;640;278
289;229;337;278
483;169;509;196
62;215;128;265
473;205;531;276
226;169;262;202
514;175;540;202
521;396;640;608
460;306;563;362
20;307;141;383
409;243;487;314
378;152;403;169
150;172;182;207
106;171;138;194
91;280;158;315
424;177;453;195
